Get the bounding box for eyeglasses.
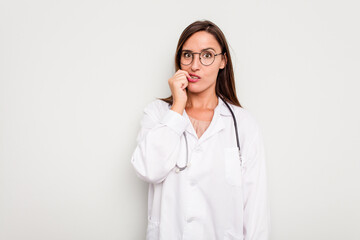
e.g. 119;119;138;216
180;49;223;66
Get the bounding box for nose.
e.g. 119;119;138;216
191;53;201;71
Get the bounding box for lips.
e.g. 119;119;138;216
187;73;201;83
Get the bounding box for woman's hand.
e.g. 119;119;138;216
168;70;191;114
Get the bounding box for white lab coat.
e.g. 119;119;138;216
131;96;270;240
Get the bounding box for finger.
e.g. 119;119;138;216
182;70;191;80
179;71;191;80
175;69;186;76
180;79;188;90
176;72;191;82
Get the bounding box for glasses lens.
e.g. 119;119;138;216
200;50;215;65
180;51;193;65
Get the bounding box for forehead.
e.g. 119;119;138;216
182;31;221;52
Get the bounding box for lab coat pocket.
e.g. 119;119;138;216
224;231;243;240
224;147;242;187
146;217;160;240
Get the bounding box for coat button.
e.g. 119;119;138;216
193;146;202;152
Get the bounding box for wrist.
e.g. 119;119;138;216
171;103;185;115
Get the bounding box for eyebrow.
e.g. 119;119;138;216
182;48;216;52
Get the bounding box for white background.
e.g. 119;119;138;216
1;0;359;239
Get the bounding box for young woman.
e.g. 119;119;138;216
131;20;270;240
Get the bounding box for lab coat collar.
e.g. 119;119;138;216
182;96;234;142
219;97;235;117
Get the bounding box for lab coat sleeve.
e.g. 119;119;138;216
242;126;271;240
131;102;190;184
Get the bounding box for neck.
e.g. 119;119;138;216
186;91;218;110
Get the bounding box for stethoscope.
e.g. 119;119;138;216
175;95;241;173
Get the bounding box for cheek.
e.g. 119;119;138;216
179;64;191;71
205;67;220;81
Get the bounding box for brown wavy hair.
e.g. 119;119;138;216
159;19;242;108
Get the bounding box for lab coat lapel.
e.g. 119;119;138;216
185;96;229;143
197;105;225;144
165;103;198;138
183;110;198;138
171;96;231;141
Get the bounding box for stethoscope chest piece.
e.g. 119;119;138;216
175;162;191;173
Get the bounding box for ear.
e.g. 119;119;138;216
220;52;227;69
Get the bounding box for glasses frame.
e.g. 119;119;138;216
180;50;223;66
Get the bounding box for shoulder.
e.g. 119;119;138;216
143;98;171;121
229;104;264;158
230;104;261;137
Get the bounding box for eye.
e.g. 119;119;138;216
202;51;214;58
182;52;192;58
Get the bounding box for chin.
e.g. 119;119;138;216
188;81;215;94
187;85;205;93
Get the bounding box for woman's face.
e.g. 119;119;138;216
180;31;226;95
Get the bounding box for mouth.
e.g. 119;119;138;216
187;73;201;83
